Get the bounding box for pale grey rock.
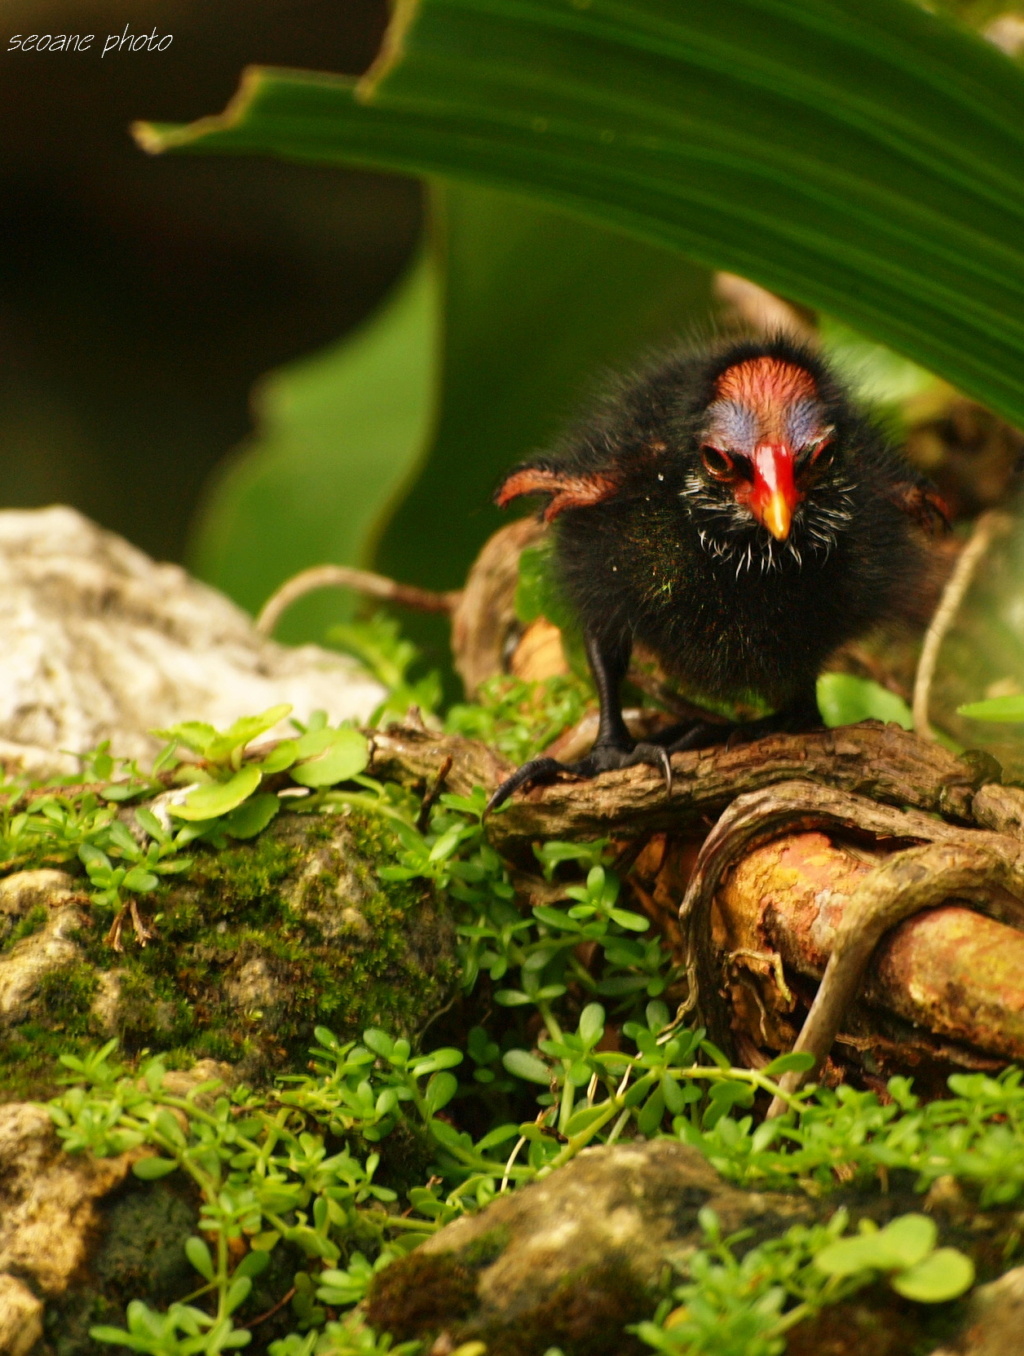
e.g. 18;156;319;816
930;1265;1024;1356
366;1140;812;1355
223;954;285;1016
0;1102;138;1295
0;1273;43;1356
0;871;88;1027
0;506;384;776
0;870;78;946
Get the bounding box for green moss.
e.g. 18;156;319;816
461;1226;510;1270
60;808;456;1085
44;1181;197;1356
37;961;100;1034
365;1250;479;1339
365;1248;650;1356
1;903;47;951
476;1258;651;1356
0;961;107;1100
0;1022;81;1101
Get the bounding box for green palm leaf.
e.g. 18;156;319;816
137;0;1024;424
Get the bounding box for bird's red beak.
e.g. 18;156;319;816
747;442;801;541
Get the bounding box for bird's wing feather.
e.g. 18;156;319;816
495;465;622;523
887;479;952;536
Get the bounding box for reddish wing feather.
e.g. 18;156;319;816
495;466;622;522
888;481;952;536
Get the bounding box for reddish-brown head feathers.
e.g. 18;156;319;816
714;357;818;445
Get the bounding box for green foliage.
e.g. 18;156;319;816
957;694;1024;722
816;672;915;730
633;1206;972;1356
42;744;1024;1353
189;183;713;647
189;253;438;641
0;710;375;961
5;672;1016;1350
814;1212;974;1302
155;705;370;827
445;675;590;765
328;614;443;725
140;0;1024;432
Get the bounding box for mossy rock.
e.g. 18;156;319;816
0;807;459;1098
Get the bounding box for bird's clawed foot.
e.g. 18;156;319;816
487;698;822;809
487;740;673;812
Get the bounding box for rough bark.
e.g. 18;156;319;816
369;722;991;849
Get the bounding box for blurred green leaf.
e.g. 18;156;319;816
139;0;1024;429
874;1213;937;1269
290;727;370;786
814;1229;885;1278
206;704;294;764
188;252;438;641
187;180;712;664
957;694;1024;722
222;792;282;839
374;184;712;602
817;672;914;729
892;1248;975;1302
926;518;1024;773
502;1049;552;1084
173;766;263;821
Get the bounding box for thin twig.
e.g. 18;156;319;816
416;754;454;833
913;510;1012;740
244;1285;296;1329
255;564;461;637
766;833;1024;1116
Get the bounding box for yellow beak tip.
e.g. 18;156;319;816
762;494;792;541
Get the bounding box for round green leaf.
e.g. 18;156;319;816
877;1213;937;1269
502;1049;552;1084
892;1248;975;1303
424;1071;458;1115
223;792;281;839
172;766;262;821
578;1002;605;1048
290;727;369;787
235;1248;272;1280
817;672;913;730
258;739;299;774
184;1236;215;1282
122;867;159;893
814;1233;883;1278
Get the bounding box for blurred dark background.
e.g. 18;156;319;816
0;0;421;562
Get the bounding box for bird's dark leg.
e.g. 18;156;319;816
487;630;672;810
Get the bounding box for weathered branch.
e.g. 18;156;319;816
766;831;1024;1114
671;778;1024;1109
255;564;460;637
676;782;981;1048
368;722;992;856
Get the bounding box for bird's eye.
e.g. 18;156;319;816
804;430;836;466
701;446;737;481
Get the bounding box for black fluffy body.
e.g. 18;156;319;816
490;335;940;806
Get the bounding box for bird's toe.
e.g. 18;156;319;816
486;757;568;811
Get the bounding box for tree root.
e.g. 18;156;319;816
675;779;1024;1110
368;721;993;854
366;721;1023;1091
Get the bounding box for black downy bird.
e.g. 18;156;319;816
489;335;948;808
